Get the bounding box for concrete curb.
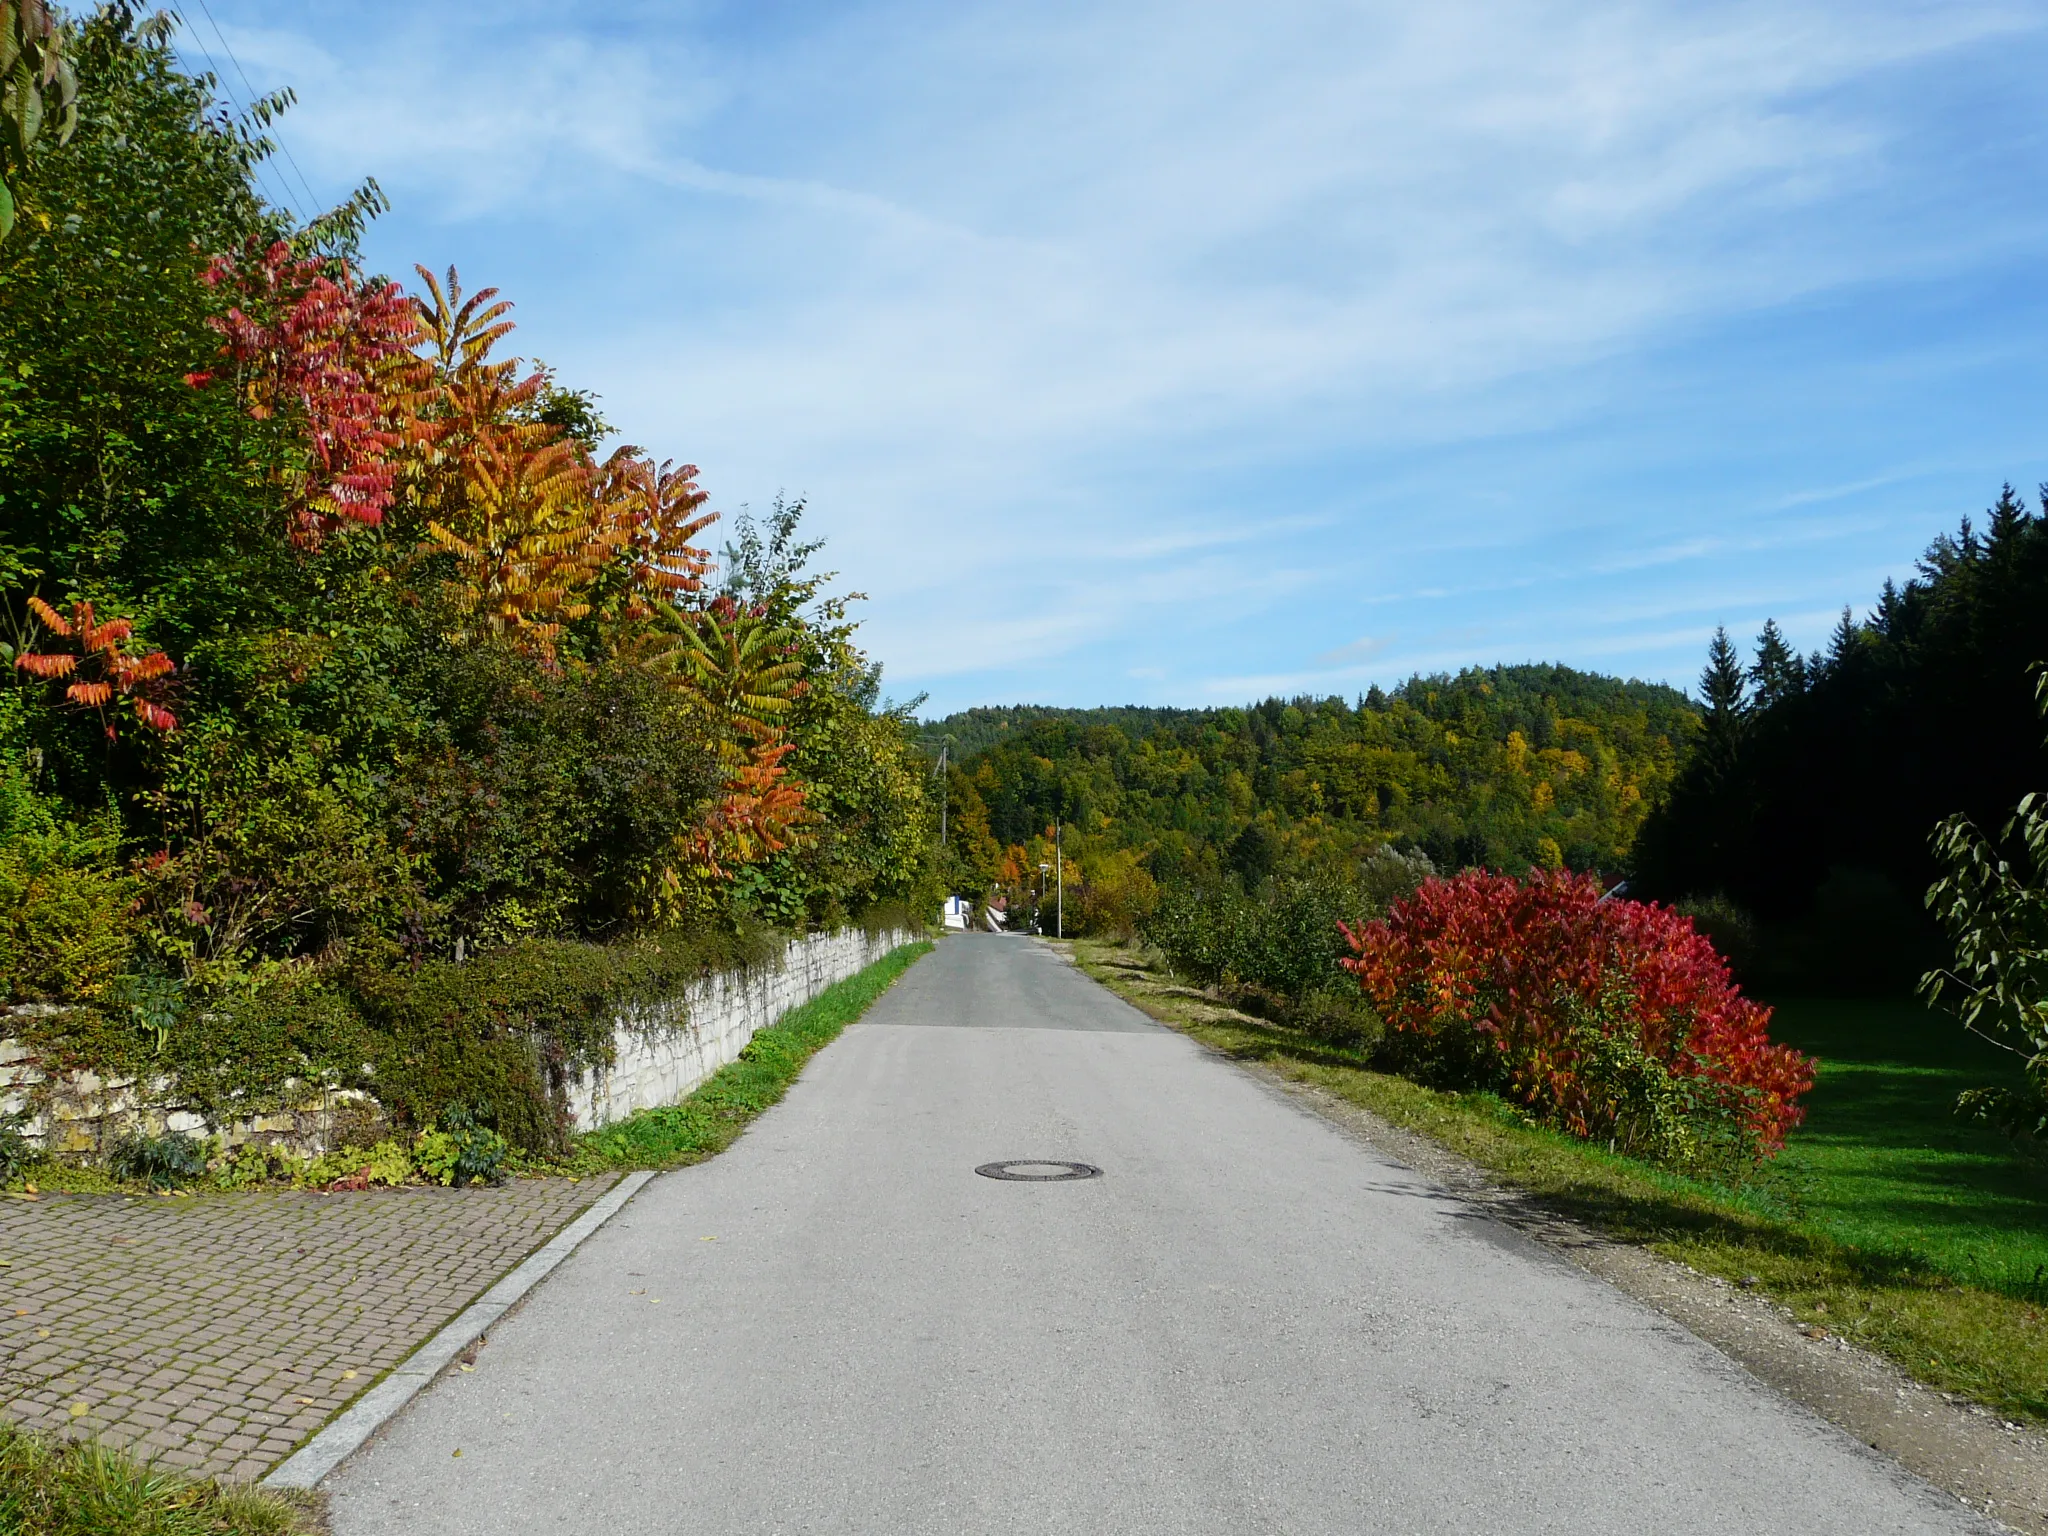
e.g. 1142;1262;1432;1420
263;1169;657;1490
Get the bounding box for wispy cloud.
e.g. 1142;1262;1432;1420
200;0;2048;711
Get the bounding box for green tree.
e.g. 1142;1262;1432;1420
1922;671;2048;1138
1636;490;2048;991
1698;626;1747;759
1748;619;1804;710
0;0;77;240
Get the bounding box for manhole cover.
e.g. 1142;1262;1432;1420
975;1160;1102;1181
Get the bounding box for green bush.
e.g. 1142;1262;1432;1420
0;1111;39;1184
211;1141;293;1190
1552;985;1763;1176
1674;893;1761;982
0;820;141;1003
1146;848;1430;1036
8;974;377;1141
1072;848;1158;939
107;1130;206;1189
351;924;778;1154
164;981;376;1125
432;1103;509;1186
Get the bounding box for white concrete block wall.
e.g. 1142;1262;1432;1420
0;928;917;1153
563;927;915;1131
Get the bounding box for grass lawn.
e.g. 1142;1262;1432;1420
1767;996;2048;1304
1070;939;2048;1425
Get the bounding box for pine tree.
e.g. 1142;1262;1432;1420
1748;619;1804;711
1701;627;1747;725
1824;606;1867;678
1986;483;2027;548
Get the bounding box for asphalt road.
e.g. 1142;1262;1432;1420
327;935;1990;1535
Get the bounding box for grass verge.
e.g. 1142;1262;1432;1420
1764;996;2048;1302
0;1420;319;1536
568;940;933;1171
1069;937;2048;1426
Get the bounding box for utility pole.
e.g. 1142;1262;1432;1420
934;743;948;848
1056;821;1063;939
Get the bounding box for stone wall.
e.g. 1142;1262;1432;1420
0;1022;374;1159
0;928;918;1157
562;926;914;1130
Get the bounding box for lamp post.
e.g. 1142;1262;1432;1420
1037;863;1050;934
1055;821;1063;939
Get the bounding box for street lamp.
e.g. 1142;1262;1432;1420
1038;862;1050;934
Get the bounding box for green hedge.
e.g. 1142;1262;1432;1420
347;924;782;1153
8;917;938;1158
11;923;785;1157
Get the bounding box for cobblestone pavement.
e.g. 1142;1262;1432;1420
0;1175;619;1482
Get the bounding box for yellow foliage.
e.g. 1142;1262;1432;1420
396;269;721;663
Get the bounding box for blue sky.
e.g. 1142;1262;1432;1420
185;0;2048;716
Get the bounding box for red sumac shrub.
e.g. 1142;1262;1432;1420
1340;869;1814;1158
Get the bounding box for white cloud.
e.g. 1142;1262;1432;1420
198;0;2048;709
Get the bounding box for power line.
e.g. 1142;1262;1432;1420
185;0;324;222
169;31;305;220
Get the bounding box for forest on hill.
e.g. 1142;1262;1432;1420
922;664;1700;914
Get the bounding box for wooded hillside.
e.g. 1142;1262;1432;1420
924;665;1699;906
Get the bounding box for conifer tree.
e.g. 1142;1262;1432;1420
1700;627;1747;738
1826;607;1861;667
1748;619;1804;710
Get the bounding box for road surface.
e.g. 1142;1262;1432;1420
327;934;1988;1534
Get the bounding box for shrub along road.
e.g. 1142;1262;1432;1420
326;935;1993;1535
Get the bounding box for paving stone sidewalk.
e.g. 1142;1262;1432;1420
0;1175;618;1482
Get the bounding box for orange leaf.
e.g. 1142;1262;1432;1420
24;596;68;636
